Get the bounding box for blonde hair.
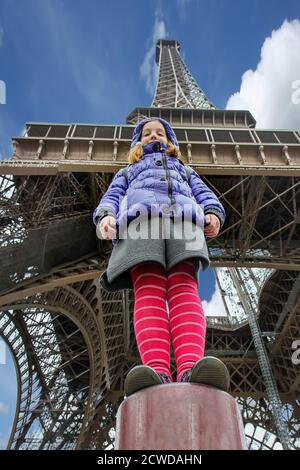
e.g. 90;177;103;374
127;140;182;164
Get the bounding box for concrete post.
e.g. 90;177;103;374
115;384;247;450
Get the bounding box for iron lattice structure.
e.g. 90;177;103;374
0;39;300;450
152;39;215;110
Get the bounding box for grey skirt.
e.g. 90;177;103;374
99;215;210;292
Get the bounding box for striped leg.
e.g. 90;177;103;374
130;262;173;382
167;259;206;382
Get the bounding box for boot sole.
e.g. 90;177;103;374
189;357;230;392
125;366;163;396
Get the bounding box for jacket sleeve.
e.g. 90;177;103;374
187;166;226;228
93;168;128;225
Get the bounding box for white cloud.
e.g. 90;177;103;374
202;281;227;317
0;401;9;415
0;26;3;47
140;10;168;96
226;19;300;129
177;0;192;21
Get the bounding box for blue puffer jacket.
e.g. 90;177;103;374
93;142;225;247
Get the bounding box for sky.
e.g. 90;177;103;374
1;0;300;449
0;339;17;449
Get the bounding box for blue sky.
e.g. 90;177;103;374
0;340;17;449
1;0;300;449
1;0;300;159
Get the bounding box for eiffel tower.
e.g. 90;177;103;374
0;38;300;450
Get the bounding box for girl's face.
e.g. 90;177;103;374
140;120;168;146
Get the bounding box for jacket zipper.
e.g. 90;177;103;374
162;153;175;206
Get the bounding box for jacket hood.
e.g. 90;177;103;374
131;117;179;149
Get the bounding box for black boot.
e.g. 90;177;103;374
179;357;230;392
125;365;171;396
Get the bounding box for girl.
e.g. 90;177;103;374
93;117;230;396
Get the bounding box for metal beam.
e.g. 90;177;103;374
0;270;102;307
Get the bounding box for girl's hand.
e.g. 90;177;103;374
204;214;220;238
97;216;117;240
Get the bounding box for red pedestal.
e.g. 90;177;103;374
115;383;247;450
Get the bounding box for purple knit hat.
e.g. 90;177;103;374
130;117;179;148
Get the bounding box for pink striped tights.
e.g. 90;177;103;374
130;260;206;382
